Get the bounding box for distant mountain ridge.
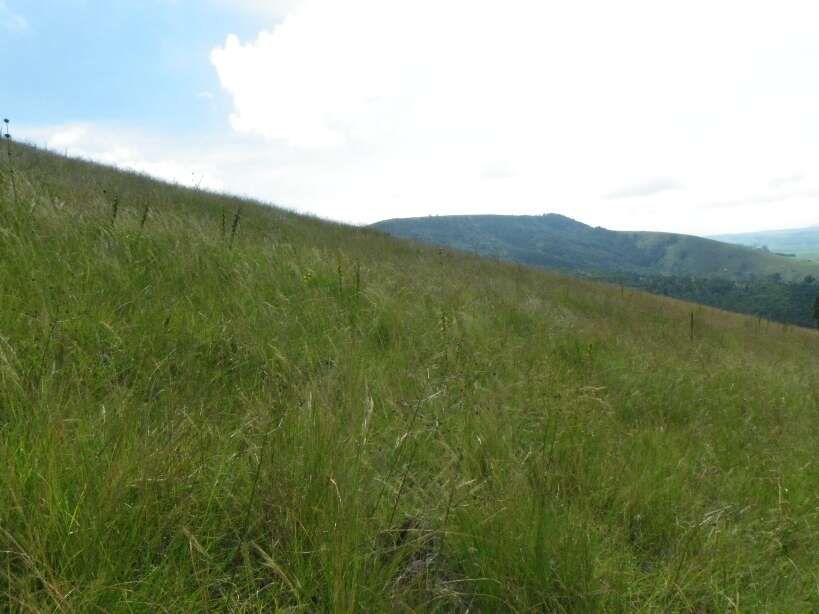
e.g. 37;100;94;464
372;214;819;281
711;226;819;261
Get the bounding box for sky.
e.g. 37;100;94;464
2;0;819;236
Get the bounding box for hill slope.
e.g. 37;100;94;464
373;213;819;280
2;145;819;611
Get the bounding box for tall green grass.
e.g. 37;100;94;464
1;144;818;612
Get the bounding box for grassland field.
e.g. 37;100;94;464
1;143;818;612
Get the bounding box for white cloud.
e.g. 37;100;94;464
203;0;819;235
0;1;28;31
769;173;805;189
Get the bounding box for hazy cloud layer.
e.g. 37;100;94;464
708;187;819;210
605;178;683;200
769;173;805;189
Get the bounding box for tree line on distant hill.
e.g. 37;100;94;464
592;272;819;329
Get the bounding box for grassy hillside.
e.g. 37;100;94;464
2;144;819;612
373;214;819;280
712;226;819;261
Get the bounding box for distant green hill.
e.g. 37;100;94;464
372;214;819;280
711;226;819;261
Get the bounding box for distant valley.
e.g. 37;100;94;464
711;226;819;261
